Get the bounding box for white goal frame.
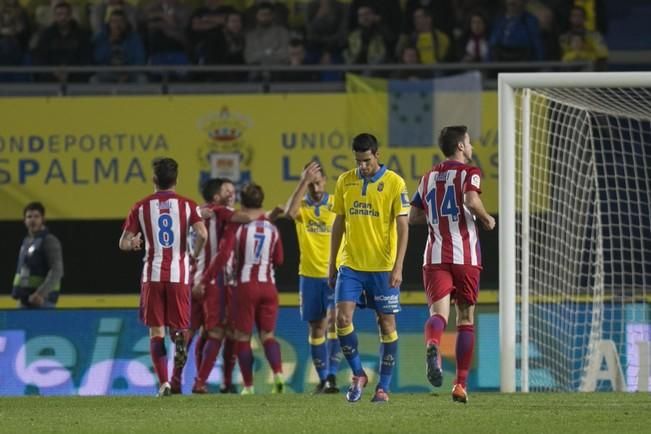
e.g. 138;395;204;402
498;72;651;393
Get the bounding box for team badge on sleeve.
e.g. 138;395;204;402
401;191;410;206
471;174;481;188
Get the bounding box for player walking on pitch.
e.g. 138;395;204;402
328;133;410;403
409;126;495;403
119;157;207;397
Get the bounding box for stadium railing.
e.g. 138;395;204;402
0;61;593;96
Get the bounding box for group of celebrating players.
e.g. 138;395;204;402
118;125;495;404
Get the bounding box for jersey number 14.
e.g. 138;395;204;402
425;185;460;224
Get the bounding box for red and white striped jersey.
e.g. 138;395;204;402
232;219;284;284
190;205;234;286
123;190;202;284
411;160;483;266
201;217;283;286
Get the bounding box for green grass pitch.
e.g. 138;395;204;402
1;392;650;433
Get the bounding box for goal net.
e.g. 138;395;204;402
499;73;651;392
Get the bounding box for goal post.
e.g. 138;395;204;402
499;72;651;393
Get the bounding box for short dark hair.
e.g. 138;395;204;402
109;9;127;20
257;2;274;12
468;11;488;28
414;7;432;18
24;202;45;217
54;1;72;12
570;5;586;17
227;11;242;20
201;178;232;203
240;183;264;209
289;38;304;48
352;133;379;154
109;9;130;30
438;126;468;157
357;3;375;13
153;157;178;189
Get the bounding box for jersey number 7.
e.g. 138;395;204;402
253;233;266;262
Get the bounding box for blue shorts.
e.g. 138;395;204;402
299;276;335;322
334;266;401;314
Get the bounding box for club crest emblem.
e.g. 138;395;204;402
197;106;253;194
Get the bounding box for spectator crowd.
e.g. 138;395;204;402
0;0;609;82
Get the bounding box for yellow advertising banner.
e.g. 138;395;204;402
0;93;498;220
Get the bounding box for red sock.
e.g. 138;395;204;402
262;338;283;374
222;338;236;386
455;325;475;387
197;337;222;382
424;314;447;347
236;341;254;387
194;334;206;373
149;336;168;385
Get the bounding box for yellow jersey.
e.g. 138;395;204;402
416;30;450;64
295;193;338;278
333;165;409;272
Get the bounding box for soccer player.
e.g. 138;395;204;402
197;183;285;395
284;161;342;394
328;133;410;403
211;180;240;395
409;126;495;404
119;157;207;397
169;177;236;394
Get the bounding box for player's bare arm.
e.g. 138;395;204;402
265;206;285;221
234;205;285;223
284;161;321;219
233;205;283;223
391;215;409;288
328;214;345;288
118;231;143;251
231;210;253;224
242;208;265;220
408;206;427;225
191;221;208;258
464;191;496;230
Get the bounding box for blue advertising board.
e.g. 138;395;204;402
0;306;500;396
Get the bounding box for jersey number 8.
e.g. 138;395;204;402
158;214;175;248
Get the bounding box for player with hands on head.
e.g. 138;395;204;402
284;161;343;394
